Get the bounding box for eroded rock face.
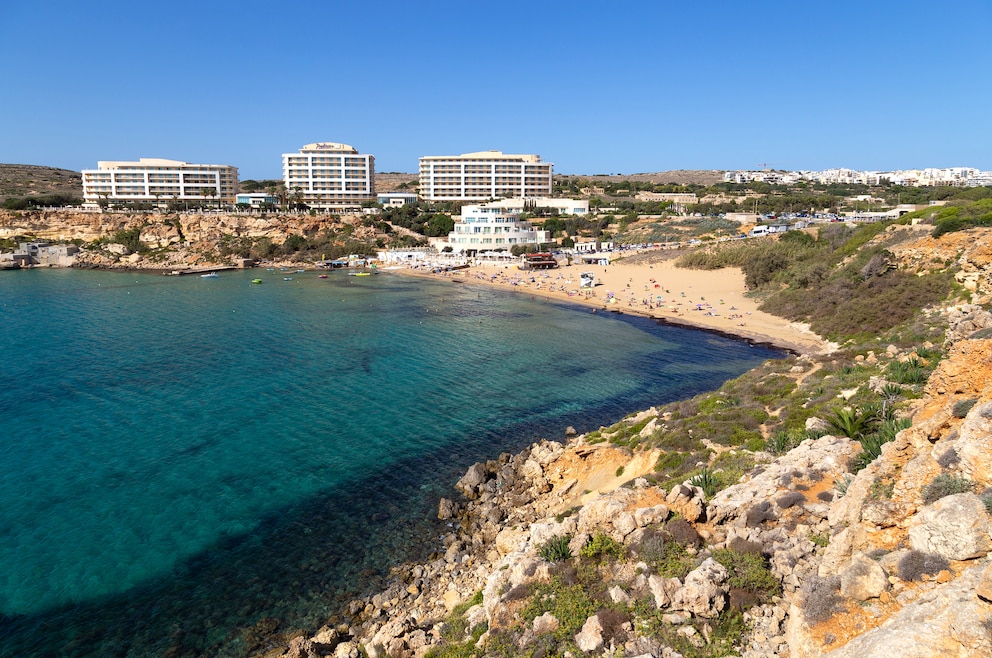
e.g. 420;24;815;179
908;493;992;561
822;563;992;657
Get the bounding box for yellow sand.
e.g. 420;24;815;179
394;252;832;355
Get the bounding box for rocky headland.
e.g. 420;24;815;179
274;303;992;658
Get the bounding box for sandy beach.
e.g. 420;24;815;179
393;251;831;355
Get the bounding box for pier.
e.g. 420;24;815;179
165;266;238;276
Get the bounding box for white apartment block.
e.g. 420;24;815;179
445;200;552;253
81;158;239;205
725;166;991;188
282;142;375;209
419;151;553;201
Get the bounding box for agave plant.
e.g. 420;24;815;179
825;407;874;440
689;468;718;498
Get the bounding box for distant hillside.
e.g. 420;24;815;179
562;170;725;186
0;164;83;201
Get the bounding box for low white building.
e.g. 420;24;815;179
377;192;419;207
444;201;551;254
495;197;588;215
236;193;278;208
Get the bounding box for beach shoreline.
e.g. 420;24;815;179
388;253;831;356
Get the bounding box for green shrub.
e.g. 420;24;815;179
952;398;977;418
921;473;973;504
711;548;781;604
642;536;694;579
538;534;574;562
580;533;626;561
520;576;598;640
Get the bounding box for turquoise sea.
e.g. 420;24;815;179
0;268;782;656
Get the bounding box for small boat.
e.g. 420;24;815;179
251;278;263;284
348;271;371;277
318;274;328;279
283;277;293;281
200;272;219;279
296;269;306;273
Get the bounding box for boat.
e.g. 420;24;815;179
348;271;371;276
200;272;219;279
251;278;263;284
317;274;328;279
296;269;306;273
283;277;293;281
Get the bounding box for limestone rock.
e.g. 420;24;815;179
840;553;889;601
648;574;682;609
455;463;487;499
822;563;992;657
908;493;992;560
533;612;559;635
977;563;992;602
667;483;706;522
673;558;727;618
574;614;605;652
437;497;457;520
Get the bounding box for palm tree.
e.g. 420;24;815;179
201;186;217;210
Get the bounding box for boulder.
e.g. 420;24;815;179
574;614;605;652
437;498;457;520
840;553;889;601
532;612;559;635
908;493;992;560
455;463;488;499
667;483;706;522
673;558;727;618
648;574;682;609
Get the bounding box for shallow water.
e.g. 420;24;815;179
0;268;782;656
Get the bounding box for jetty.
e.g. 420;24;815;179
165;265;237;276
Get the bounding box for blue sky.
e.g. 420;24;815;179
2;1;990;179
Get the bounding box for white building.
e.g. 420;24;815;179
235;193;278;208
490;196;588;215
419;151;553;201
377;192;419;207
444;200;552;254
283;142;375;209
81;158;239;206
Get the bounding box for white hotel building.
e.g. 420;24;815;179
419;151;553;202
444;200;552;254
81;158;239;206
282;142;375;209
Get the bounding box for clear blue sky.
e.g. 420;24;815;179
2;0;990;179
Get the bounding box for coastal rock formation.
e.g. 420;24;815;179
275;317;992;658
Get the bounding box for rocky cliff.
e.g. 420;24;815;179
272;309;992;657
0;209;397;269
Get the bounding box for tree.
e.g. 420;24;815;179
201;186;217;209
423;213;455;237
